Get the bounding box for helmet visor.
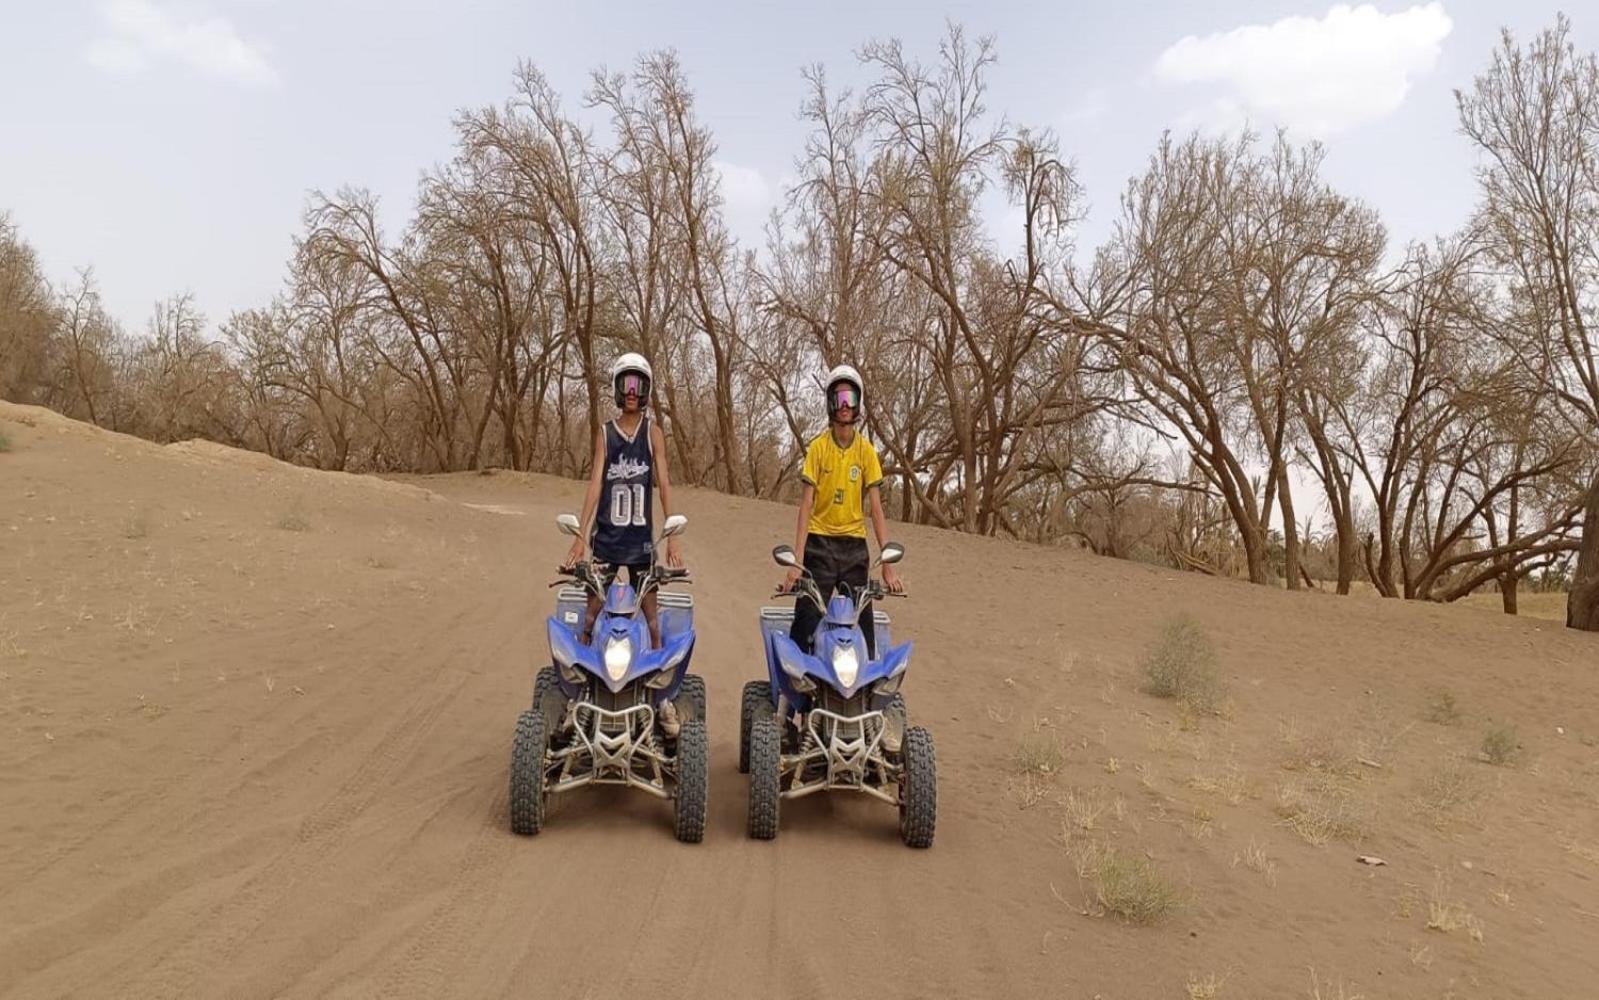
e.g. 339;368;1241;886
830;383;860;412
618;373;648;399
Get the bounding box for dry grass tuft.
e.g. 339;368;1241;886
1412;759;1483;828
1072;842;1183;925
1305;969;1364;1000
1141;614;1226;715
1012;723;1067;777
1186;971;1227;999
1278;717;1359;778
1560;835;1599;867
1232;836;1277;886
1061;786;1122;833
1188;762;1250;805
1480;722;1521;766
1426;873;1484;942
123;509;151;540
1008;772;1053;810
1275;778;1366;846
0;617;25;660
1423;689;1462;726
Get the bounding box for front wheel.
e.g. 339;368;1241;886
509;709;548;836
673;719;708;843
677;673;707;724
534;665;565;729
899;725;936;848
747;716;781;840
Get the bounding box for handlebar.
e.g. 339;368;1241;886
551;561;691;593
773;576;906;612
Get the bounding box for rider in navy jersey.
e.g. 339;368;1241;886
565;353;684;656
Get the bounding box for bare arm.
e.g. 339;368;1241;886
794;483;814;562
867;484;891;551
783;483;814;589
651;421;674;518
867;484;903;591
566;429;607;566
651;421;683;566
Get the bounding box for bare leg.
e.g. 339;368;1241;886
581;594;601;645
643;590;662;649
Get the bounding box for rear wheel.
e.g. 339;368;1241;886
899;725;936;849
747;716;781;840
509;709;548;836
673;719;708;843
739;680;772;774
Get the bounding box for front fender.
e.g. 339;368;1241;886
866;640;913;709
772;631;827;702
548;616;604;695
628;629;696;696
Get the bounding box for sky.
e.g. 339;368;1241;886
1;1;1592;335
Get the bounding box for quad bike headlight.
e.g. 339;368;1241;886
831;643;860;688
603;636;632;682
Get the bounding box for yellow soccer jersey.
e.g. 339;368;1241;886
801;429;883;538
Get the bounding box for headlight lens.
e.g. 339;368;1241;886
832;643;859;688
603;636;632;681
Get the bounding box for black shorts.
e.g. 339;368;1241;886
790;534;875;655
802;534;869;586
596;561;651;591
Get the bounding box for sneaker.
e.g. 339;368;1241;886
882;701;906;754
658;697;681;738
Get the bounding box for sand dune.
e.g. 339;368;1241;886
2;399;1597;999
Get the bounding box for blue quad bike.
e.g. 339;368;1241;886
741;541;936;848
508;512;707;843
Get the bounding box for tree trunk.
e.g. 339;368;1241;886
1334;510;1356;595
1567;471;1599;631
1500;572;1519;615
1279;470;1300;591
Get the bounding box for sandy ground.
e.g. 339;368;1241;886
2;399;1598;999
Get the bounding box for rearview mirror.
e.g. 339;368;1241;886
556;513;581;536
772;545;799;568
878;542;905;565
661;514;688;538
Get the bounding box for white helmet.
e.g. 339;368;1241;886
824;364;864;424
610;352;652;408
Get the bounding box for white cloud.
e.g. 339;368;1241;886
713;160;774;248
1154;3;1452;136
1059;87;1110;127
85;0;280;88
714;160;773;213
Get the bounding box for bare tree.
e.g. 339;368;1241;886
1458;16;1599;629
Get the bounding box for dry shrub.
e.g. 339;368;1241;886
1424;689;1461;725
1480;723;1520;766
1012;725;1066;776
1412;759;1483;828
1073;842;1183;925
1426;873;1484;942
1275;778;1366;846
1141;614;1226;715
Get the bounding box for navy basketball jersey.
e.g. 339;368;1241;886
592;416;654;565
